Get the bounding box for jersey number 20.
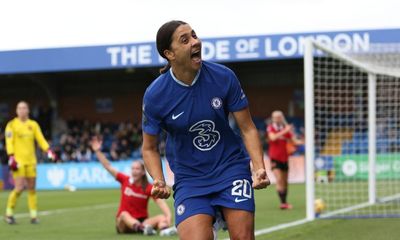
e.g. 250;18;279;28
231;179;252;198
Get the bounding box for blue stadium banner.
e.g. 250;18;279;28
36;160;168;190
0;29;399;74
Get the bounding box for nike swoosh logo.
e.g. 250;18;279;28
172;111;184;120
235;197;249;203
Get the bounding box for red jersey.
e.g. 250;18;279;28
116;172;153;219
267;124;293;163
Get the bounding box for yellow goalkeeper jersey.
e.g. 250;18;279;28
5;118;49;165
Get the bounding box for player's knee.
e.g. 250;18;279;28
159;215;168;223
275;183;285;191
227;222;254;240
158;220;169;229
179;231;213;240
178;226;213;240
119;211;130;221
14;187;24;194
229;230;254;240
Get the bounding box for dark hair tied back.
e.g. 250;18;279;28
156;20;187;74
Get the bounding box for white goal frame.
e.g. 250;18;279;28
304;39;400;220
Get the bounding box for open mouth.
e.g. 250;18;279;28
191;49;202;63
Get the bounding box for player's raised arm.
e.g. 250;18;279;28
233;107;270;189
90;137;118;178
142;133;170;199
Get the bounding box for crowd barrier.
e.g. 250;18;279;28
1;159;172;190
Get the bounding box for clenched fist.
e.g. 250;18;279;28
252;168;270;189
151;179;171;199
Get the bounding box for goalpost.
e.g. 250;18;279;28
304;39;400;220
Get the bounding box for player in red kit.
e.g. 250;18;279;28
90;137;175;236
266;111;303;210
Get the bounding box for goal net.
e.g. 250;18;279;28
304;40;400;219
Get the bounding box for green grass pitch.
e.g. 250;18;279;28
1;184;399;239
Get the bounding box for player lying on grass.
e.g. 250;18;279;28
90;137;176;236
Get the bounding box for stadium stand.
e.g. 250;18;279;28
1;114;305;163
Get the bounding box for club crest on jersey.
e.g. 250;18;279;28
211;97;222;109
6;131;12;138
177;204;185;216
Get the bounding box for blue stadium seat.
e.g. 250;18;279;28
342;141;357;154
377;139;390;153
252;117;266;131
314;155;334;170
353;132;367;142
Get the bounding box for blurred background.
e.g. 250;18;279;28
0;0;398;188
0;1;399;239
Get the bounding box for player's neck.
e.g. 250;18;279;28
18;116;28;122
171;66;197;86
133;179;142;186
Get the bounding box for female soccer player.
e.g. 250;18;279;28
266;110;302;209
90;137;175;236
4;101;55;224
141;20;270;240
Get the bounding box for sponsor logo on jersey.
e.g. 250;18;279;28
172;111;184;120
124;187;148;199
211;97;222;109
234;197;249;203
240;89;246;100
189;120;220;151
142;104;149;126
6;131;12;138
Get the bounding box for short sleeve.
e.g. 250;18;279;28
146;184;154;198
226;70;248;112
116;172;128;184
267;125;274;133
142;94;162;135
285;131;293;139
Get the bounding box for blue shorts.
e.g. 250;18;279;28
174;177;255;226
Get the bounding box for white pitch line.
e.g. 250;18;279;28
14;202;117;218
320;201;371;218
254;218;310;236
378;193;400;203
320;193;400;218
221;218;310;240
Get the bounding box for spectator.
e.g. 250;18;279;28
76;145;92;162
18;118;152;163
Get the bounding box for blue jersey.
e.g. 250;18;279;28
142;61;251;202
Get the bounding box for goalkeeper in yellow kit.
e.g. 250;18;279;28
4;101;55;224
